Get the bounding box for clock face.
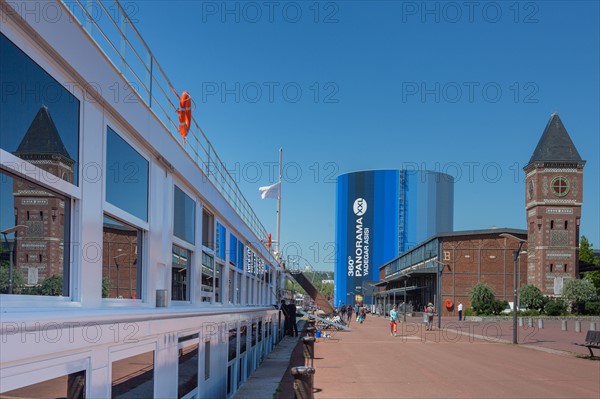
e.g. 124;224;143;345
551;176;570;197
528;180;534;200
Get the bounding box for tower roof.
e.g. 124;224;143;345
14;105;73;162
527;113;583;166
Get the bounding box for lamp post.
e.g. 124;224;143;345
1;225;29;294
500;233;527;345
431;259;450;329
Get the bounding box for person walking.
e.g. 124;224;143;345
340;304;347;322
458;302;463;321
426;302;435;331
346;304;353;327
389;304;399;336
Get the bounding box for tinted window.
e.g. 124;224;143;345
178;344;198;398
172;245;190;301
0;170;70;296
173;186;195;244
112;351;154;398
0;370;85;399
106;127;148;221
0;33;79;185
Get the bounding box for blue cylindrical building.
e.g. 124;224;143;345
334;170;454;306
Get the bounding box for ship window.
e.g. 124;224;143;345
201;251;214;302
173;185;195;244
229;326;238;362
204;341;211;380
178;342;199;398
106;127;149;222
240;325;247;354
172;245;191;301
0;33;80;185
112;351;154;398
0;370;85;398
102;215;142;300
0;170;70;297
202;210;214;249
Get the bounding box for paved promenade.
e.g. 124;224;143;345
308;315;599;399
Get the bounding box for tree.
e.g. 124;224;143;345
561;278;596;313
519;284;545;310
579;236;600;265
0;260;26;294
469;283;496;314
583;271;600;296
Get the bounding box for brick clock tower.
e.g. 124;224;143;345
524;114;585;295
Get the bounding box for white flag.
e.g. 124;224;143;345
259;182;280;199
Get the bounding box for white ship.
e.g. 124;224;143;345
0;1;285;397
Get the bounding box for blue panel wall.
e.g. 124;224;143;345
335;169;454;307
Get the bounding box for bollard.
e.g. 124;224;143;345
306;327;316;338
518;317;523;327
528;318;533;327
591;322;597;331
538;319;544;329
561;320;568;331
575;320;581;333
291;366;315;399
302;337;316;367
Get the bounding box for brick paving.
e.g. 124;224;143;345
296;315;600;399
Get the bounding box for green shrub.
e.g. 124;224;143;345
584;300;600;315
102;277;111;298
544;297;567;316
469;283;496;314
519;284;545;311
464;308;475;317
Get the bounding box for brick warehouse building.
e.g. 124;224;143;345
376;228;528;316
375;113;585;315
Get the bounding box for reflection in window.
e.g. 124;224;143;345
178;344;198;399
201;251;214;302
112;351;154;398
228;327;238;362
215;262;222;303
236;273;242;304
106;127;149;221
239;325;247;354
0;370;85;398
0;33;80;185
251;322;257;347
174;186;195;244
102;215;142;299
172;245;190;301
230;234;238;266
228;269;234;304
0;170;70;296
204;341;210;381
202;210;214;249
216;222;226;260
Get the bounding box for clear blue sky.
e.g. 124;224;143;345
132;1;599;271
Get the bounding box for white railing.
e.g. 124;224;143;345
62;0;270;248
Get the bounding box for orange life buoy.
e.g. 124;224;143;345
445;299;453;310
177;91;192;142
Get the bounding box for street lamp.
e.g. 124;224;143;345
1;225;29;294
500;233;527;345
430;259;450;329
